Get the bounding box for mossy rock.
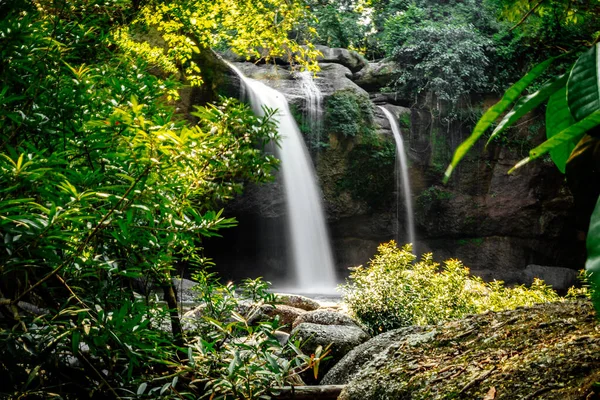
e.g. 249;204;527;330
339;300;600;400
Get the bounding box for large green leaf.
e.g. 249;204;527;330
508;110;600;173
586;195;600;312
546;86;577;173
568;43;600;121
486;74;568;146
443;57;556;183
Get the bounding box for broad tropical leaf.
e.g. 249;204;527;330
586;195;600;312
508;110;600;173
443;57;556;183
546;86;576;173
486;74;568;146
568;43;600;121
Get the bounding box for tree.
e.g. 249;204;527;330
0;0;319;397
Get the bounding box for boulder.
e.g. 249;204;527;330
316;63;369;97
273;330;290;346
262;304;307;332
321;325;427;385
275;293;321;311
171;278;198;302
315;45;369;73
291;322;370;382
353;59;399;92
339;300;600;400
521;264;579;292
292;309;361;330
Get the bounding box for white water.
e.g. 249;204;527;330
229;64;337;291
379;106;416;248
296;71;323;148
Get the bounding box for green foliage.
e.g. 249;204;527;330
417;185;453;207
306;2;367;50
324;89;375;138
586;197;600;308
340;139;396;208
491;0;600;52
0;0;323;398
180;273;321;400
342;241;561;335
117;0;321;84
378;0;526;106
443;55;557;181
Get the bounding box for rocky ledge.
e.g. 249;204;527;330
337;300;600;400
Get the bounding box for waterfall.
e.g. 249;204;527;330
228;64;337;292
296;71;323;149
379;106;416;248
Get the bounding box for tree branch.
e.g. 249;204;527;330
510;0;546;32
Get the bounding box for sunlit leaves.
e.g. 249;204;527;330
546;86;577;172
0;2;284;397
342;241;560;335
116;0;320;85
443;56;556;183
568;43;600;121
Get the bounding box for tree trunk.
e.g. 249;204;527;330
271;385;346;400
162;282;184;348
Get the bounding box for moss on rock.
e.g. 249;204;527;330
340;300;600;400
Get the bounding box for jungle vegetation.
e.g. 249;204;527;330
1;0;599;398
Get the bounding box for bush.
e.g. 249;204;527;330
341;241;561;335
385;16;492;104
324;89;375;139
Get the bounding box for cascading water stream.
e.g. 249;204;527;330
296;71;323;149
379;106;416;248
228;63;337;292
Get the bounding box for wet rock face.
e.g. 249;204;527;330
409;120;583;277
205;45;582;286
339;300;600;400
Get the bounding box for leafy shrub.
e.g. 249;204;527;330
324;89;375;139
175;273;321;400
342;241;561;335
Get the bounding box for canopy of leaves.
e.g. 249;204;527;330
0;0;321;397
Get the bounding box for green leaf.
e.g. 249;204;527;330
546;86;577;173
72;331;81;355
508;110;600;173
137;382;148;395
443;56;556;183
487;74;568;146
586;195;600;312
568;43;600;121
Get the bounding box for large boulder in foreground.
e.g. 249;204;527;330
339;300;600;400
321;325;427;385
291;322;370;382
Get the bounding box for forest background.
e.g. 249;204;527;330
1;0;599;398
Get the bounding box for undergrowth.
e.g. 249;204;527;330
342;241;566;335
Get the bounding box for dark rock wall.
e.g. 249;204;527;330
203;48;584;287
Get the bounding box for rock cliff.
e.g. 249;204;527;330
203;47;583;289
